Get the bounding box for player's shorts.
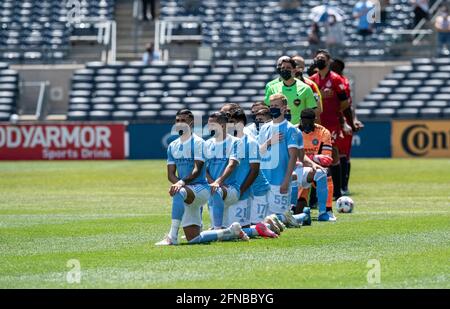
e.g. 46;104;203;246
224;198;251;227
267;184;292;215
250;193;269;225
181;184;210;228
336;133;353;160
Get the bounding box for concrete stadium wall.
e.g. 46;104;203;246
345;61;409;104
11;64;84;117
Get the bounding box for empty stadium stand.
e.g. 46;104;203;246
0;0;115;63
159;0;416;60
0;62;19;121
357;58;450;119
67;59;275;121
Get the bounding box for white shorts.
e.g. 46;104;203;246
250;193;269;224
267;184;292;215
224;198;251;227
294;166;314;189
181;184;210;228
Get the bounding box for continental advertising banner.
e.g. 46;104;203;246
0;123;126;160
392;120;450;158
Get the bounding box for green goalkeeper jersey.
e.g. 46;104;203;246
264;78;317;125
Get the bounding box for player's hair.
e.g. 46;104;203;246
251;101;265;109
330;59;345;75
301;108;316;120
256;108;272;120
230;109;247;126
269;93;288;106
222;102;242;113
315;49;331;60
176;109;194;120
292;55;305;66
209;111;229;124
276;56;296;71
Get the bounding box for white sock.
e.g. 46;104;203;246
169;219;181;241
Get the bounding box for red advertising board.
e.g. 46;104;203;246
0;123;126;160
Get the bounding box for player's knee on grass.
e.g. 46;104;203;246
183;225;201;241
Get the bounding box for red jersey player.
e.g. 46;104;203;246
309;49;359;200
331;59;364;196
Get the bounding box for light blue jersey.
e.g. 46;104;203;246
167;134;207;185
258;120;301;186
205;135;240;189
235;135;259;200
243;123;259;139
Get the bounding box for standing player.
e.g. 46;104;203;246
258;94;312;228
156;109;248;245
228;110;278;238
330;59;364;196
291;55;323;116
309;49;357;200
264;56;318;125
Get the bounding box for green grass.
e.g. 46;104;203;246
0;159;449;288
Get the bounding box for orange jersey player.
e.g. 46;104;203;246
293;108;337;222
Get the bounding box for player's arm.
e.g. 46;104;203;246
281;147;298;194
239;163;259;197
311;81;323;115
210;159;239;193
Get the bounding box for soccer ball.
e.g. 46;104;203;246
336;196;354;213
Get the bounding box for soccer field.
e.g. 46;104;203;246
0;159;449;288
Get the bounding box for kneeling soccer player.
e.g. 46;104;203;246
228;110;278;238
156;109;248;245
296;108;336;222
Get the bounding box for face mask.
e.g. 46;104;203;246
301;123;315;133
270;107;282;119
209;129;216;137
294;71;302;78
285;113;292;122
178;130;184;136
233;129;238;137
315;59;327;70
251;114;257;122
279;69;292;81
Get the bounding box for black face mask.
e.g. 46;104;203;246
285;113;292;122
270;107;282;119
251;114;257;122
209;129;216;137
301;123;315;133
279;69;292;81
178;130;184;136
315;59;327;70
233;129;238;137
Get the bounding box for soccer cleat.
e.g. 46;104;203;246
270;214;286;232
255;222;279;238
318;212;337;222
327;210;337;221
341;189;350;196
155;235;178;246
230;222;250;241
302;207;312;226
283;210;300;228
263;216;281;235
